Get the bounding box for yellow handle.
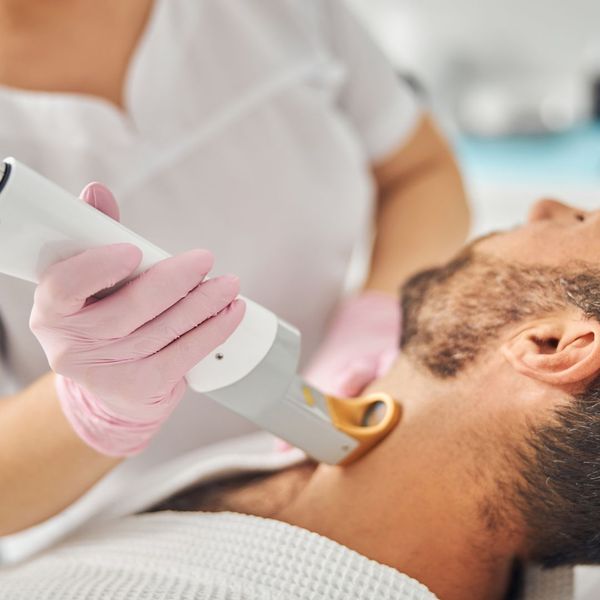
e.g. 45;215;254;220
326;392;401;465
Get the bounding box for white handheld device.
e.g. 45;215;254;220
0;157;400;464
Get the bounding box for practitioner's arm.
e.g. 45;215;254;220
366;114;470;293
0;372;120;535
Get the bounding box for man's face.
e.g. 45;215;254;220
400;198;600;378
398;199;600;568
475;198;600;266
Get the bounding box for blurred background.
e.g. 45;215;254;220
350;1;600;597
351;0;600;237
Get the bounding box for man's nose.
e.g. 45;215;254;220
527;198;585;223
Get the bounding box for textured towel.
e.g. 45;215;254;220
0;511;437;600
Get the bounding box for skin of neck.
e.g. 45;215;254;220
0;0;152;108
277;355;529;600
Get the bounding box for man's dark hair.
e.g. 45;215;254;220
399;248;600;567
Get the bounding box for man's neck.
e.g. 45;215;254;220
276;361;517;600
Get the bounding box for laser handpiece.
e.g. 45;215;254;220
0;157;400;464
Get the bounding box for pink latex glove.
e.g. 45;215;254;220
30;183;245;457
303;291;400;397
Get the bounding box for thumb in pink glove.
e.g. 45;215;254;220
30;183;245;457
302;290;400;397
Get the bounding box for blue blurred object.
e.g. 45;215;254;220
454;122;600;185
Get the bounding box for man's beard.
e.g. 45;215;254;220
399;246;569;377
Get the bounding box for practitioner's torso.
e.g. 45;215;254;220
0;0;374;392
0;1;378;558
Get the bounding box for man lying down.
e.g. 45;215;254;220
2;197;599;600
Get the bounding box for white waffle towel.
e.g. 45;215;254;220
0;511;437;600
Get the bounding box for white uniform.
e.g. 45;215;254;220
0;0;419;558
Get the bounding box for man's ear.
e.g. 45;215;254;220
501;317;600;385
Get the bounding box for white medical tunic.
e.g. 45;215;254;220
0;0;419;558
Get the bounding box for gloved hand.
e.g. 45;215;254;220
303;291;400;397
30;183;245;457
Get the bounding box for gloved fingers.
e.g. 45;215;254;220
146;298;245;378
376;348;399;378
274;438;293;452
77;249;215;338
77;184;121;310
105;274;241;359
80;182;120;221
32;244;143;318
333;358;378;398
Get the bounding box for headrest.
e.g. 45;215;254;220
520;565;573;600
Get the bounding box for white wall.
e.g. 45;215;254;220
350;0;600;94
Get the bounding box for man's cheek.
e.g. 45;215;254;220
488;232;561;266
